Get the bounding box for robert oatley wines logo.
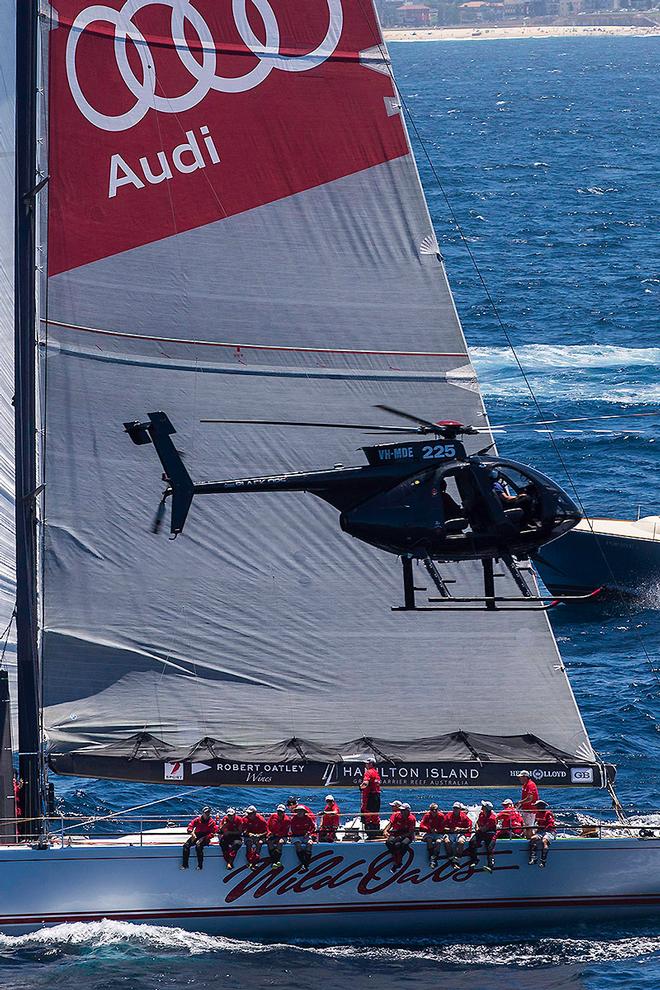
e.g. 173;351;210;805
64;0;345;197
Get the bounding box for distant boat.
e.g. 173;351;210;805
533;516;660;596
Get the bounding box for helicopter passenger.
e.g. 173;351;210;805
438;478;463;521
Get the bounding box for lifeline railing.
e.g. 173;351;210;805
1;810;658;848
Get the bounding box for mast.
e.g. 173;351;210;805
14;0;42;830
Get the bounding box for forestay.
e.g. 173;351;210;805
40;1;602;787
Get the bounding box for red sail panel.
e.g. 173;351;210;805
48;0;408;275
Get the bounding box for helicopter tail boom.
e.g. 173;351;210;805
124;411;194;535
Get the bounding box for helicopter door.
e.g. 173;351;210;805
340;468;449;554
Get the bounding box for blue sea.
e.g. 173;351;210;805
2;35;659;990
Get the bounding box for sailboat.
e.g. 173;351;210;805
1;0;658;937
533;515;660;597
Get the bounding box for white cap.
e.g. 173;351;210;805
295;805;306;813
401;803;411;811
226;807;236;815
519;769;531;777
502;799;514;807
246;805;257;813
276;804;286;812
365;757;376;765
325;794;334;802
389;800;402;808
481;800;493;810
452;801;462;809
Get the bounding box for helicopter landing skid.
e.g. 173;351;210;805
392;556;602;612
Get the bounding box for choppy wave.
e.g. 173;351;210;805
0;919;658;968
469;345;660;404
471;345;660;372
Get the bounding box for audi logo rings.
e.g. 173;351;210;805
66;0;344;132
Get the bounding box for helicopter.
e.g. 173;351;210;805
122;404;624;612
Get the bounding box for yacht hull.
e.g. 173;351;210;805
0;838;658;938
533;524;660;596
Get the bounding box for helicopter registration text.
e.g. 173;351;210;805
378;444;456;462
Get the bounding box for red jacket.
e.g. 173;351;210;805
444;810;472;835
187;815;217;839
520;779;539;810
289;804;317;825
389;811;416;836
361;767;381;794
320;803;340;831
475;810;497;835
290;812;316;837
534;809;556;832
267;813;291;838
496;808;524;835
218;814;244;837
243;813;268;835
419;811;445;834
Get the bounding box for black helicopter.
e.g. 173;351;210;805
123;405;607;612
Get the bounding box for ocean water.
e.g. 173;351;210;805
2;36;659;990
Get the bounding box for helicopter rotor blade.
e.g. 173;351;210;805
200;418;417;434
373;404;441;432
485;410;659;431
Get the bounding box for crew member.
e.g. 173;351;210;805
318;795;341;843
419;802;445;867
516;770;540;837
442;801;472;867
528;800;556;868
360;758;381;839
266;804;290;871
496;798;524;838
468;800;497;873
384;802;416;871
13;773;23;819
181;806;217;871
218;808;244;870
290;805;316;871
243;805;268;869
286;795;316;823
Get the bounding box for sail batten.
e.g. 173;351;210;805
40;1;598;785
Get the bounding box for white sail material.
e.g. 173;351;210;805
40;1;595;766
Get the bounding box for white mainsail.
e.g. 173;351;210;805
39;1;597;779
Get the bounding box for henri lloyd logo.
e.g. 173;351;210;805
49;0;408;274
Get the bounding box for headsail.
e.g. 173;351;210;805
40;1;603;788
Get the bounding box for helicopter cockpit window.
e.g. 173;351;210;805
488;466;540;529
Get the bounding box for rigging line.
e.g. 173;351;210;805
355;5;659;694
0;605;16;669
59;784;212;833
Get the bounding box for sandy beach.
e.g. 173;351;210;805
383;24;660;42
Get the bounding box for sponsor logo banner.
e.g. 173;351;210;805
52;754;610;788
49;1;408;275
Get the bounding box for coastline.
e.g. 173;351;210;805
383;25;660;43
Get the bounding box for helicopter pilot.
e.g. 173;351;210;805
489;469;534;522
